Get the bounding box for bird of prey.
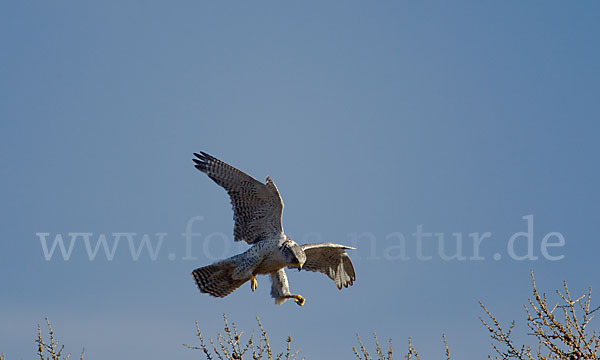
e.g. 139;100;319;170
191;152;356;306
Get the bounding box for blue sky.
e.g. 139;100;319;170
1;1;599;359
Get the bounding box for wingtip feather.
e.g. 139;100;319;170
194;151;214;162
200;151;213;159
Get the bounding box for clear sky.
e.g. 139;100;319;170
1;1;599;359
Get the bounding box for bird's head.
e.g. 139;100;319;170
281;238;306;271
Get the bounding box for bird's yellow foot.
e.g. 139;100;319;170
291;294;305;306
250;275;258;292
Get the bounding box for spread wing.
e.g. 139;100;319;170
193;152;284;244
300;243;356;289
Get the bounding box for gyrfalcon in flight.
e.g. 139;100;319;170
191;152;356;306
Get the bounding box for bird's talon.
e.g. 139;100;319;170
294;295;305;306
250;276;258;292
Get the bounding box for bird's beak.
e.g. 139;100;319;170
298;264;303;272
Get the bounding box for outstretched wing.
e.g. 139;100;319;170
193;152;284;244
300;243;356;289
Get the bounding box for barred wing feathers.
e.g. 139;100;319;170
300;243;356;289
193;152;284;244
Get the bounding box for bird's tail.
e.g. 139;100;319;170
192;260;247;298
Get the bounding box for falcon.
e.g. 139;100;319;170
191;152;356;306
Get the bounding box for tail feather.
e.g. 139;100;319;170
192;261;247;298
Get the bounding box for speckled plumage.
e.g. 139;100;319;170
191;152;356;306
